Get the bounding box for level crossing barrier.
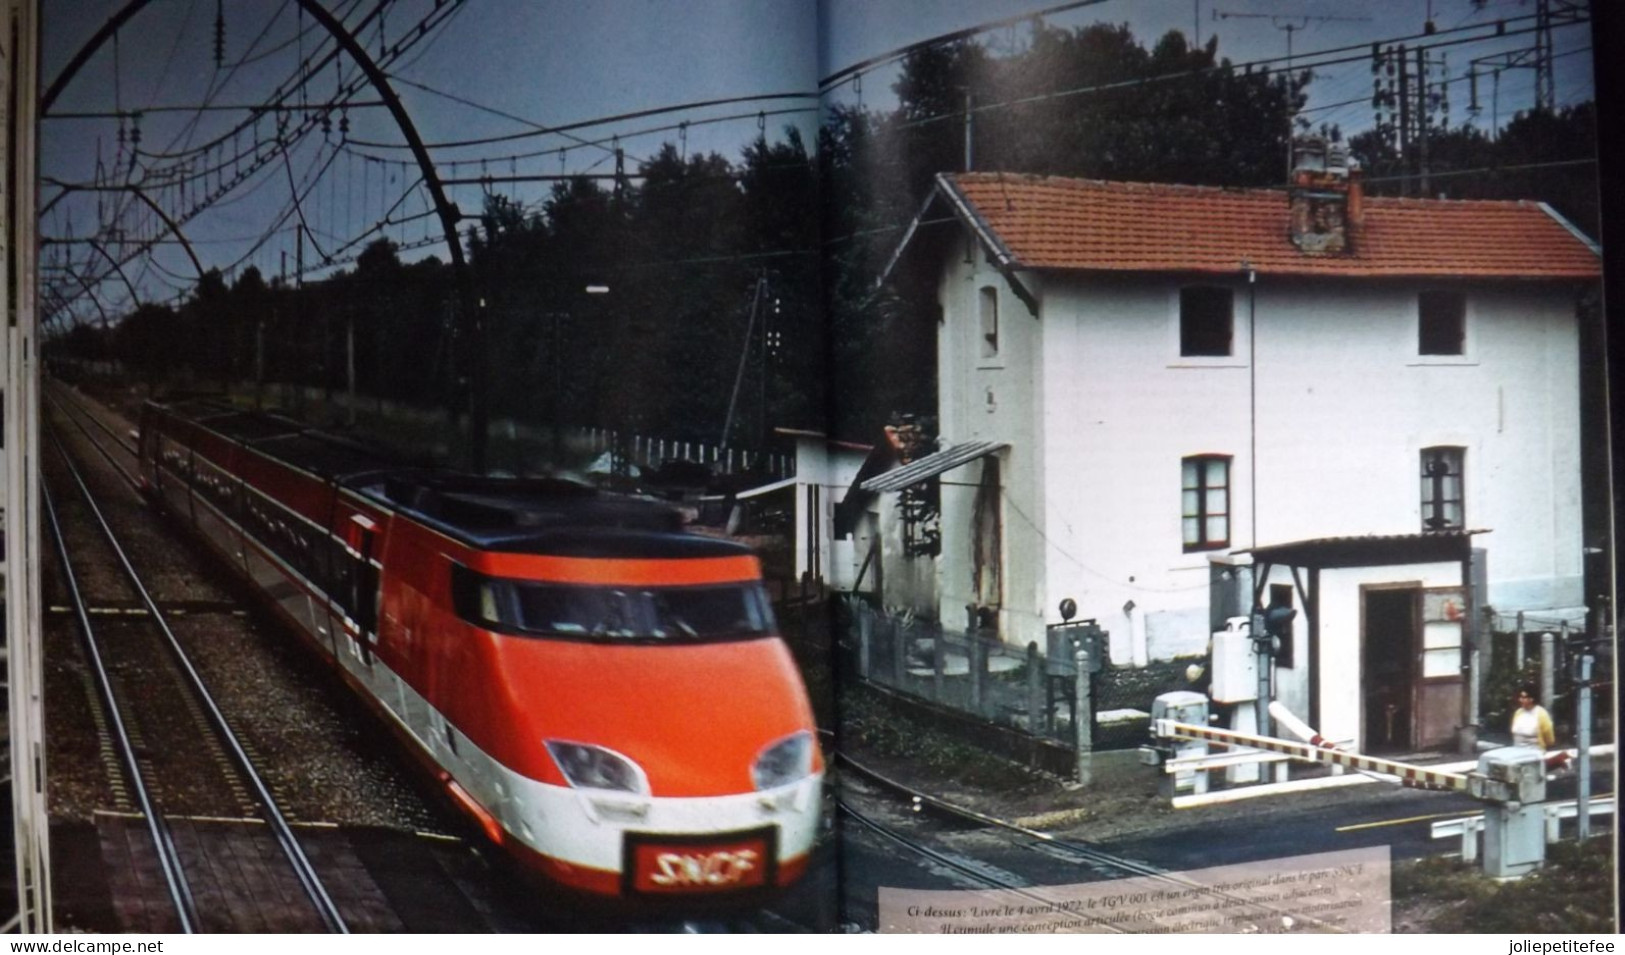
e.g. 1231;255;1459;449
1152;719;1470;791
1430;795;1614;863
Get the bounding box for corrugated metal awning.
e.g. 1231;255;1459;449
861;440;1007;493
1237;529;1490;568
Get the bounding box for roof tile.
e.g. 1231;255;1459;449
946;173;1600;279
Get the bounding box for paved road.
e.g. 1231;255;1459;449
836;765;1613;931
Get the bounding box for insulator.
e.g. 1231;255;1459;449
321;114;332;135
339;110;349;135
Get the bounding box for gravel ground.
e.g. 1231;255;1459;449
42;384;449;834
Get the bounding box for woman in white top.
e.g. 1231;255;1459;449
1511;683;1572;772
1510;683;1556;750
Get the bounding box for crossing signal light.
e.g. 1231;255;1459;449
1263;605;1296;641
1252;605;1296;656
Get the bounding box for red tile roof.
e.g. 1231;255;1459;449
944;173;1600;280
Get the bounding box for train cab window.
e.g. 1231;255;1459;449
451;565;775;642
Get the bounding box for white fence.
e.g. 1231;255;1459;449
1431;795;1615;863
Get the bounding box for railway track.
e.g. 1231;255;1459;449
39;384;839;933
834;751;1350;933
43;419;350;933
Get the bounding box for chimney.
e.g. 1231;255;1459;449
1287;137;1352;255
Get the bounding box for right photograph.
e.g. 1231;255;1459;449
817;0;1614;934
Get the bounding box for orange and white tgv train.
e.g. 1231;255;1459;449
137;399;824;901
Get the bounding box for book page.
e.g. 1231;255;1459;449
818;0;1616;937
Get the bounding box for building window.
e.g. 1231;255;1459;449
979;286;999;358
1182;455;1231;552
1418;290;1466;355
1180;286;1233;357
1420;446;1465;532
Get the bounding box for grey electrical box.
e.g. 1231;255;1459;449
1482;803;1546;878
1152;690;1209;727
1472;747;1548;878
1150;691;1210;796
1472;747;1547;805
1047;621;1107;676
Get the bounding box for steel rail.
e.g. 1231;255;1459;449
44;387;141;491
837;799;1132;934
45;426;351;934
48;384;139;456
41;480;199;933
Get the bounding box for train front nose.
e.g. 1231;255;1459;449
506;637;824;896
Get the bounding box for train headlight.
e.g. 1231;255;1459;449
545;741;649;795
752;731;814;791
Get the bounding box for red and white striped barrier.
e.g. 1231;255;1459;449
1266;701;1465;792
1152;719;1470;792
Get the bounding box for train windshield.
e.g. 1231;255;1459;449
453;566;776;642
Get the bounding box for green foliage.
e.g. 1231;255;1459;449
1394;837;1615;933
1482;631;1546;739
1348;104;1598;238
97;127;825;455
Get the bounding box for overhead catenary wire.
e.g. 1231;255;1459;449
344;89;817;152
47;3;1594;324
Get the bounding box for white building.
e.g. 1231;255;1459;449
775;427;871;592
875;153;1601;752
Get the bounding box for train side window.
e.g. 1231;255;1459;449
351;521;379;634
450;565;490;625
328;537;357;610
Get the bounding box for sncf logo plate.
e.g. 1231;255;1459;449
626;828;776;894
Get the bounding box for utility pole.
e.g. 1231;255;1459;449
1417;46;1430;196
720;273;767;452
1575;593;1604;839
1397;45;1410;195
1375;43;1446;196
346;305;356;427
963;88;974;172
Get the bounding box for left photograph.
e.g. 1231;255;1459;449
9;0;836;932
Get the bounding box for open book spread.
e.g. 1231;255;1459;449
23;0;1617;938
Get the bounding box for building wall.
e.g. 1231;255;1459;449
936;237;1046;644
1018;273;1583;664
1039;273;1253;662
878;492;937;612
1312;560;1465;747
787;436;868;588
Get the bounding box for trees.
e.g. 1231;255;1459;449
822;20;1308;440
1347;104;1598;239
